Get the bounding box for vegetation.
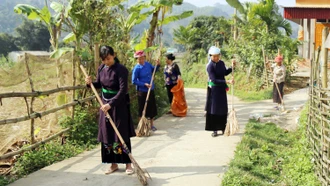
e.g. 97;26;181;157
176;0;300;101
0;105;99;185
221;106;321;186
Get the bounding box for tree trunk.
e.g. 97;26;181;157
146;8;160;61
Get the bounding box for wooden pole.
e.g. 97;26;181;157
24;53;35;144
322;27;329;88
233;8;237;41
72;51;76;119
94;43;100;74
262;46;268;88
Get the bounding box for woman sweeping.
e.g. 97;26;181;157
132;50;160;131
85;46;136;175
273;55;286;110
205;46;235;137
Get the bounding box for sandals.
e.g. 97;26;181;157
151;126;157;131
125;168;134;175
105;166;118;175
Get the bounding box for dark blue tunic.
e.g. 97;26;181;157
205;60;232;131
92;63;136;163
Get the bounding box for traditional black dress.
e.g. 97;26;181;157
92;63;136;164
205;60;232;131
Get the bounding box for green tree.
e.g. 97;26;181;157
173;25;197;53
189;16;231;51
15;19;50;51
0;33;19;56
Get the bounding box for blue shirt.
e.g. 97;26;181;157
132;61;159;92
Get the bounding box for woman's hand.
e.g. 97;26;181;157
156;59;160;66
100;104;111;114
145;83;151;88
227;78;235;84
231;59;236;68
85;76;92;85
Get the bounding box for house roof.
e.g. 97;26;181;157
283;7;330;19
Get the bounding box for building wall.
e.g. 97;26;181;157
296;0;330;7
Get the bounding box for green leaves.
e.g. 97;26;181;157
160;11;193;25
50;47;74;59
225;0;245;14
63;32;76;43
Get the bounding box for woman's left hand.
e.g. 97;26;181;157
156;59;160;66
231;59;236;68
101;104;111;114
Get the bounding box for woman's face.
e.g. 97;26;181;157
211;54;220;62
102;54;115;66
166;57;172;64
137;56;145;65
276;61;282;66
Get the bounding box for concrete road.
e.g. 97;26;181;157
9;87;308;186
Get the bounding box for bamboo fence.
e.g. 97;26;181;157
307;47;330;186
0;52;95;160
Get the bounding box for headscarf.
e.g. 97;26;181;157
275;55;283;62
134;50;146;58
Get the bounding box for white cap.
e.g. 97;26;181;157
208;46;221;55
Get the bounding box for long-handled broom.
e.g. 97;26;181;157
80;65;150;185
273;79;286;112
224;59;239;136
136;44;162;137
135;64;157;137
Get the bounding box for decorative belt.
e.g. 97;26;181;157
102;88;118;94
208;82;221;86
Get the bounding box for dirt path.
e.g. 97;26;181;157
8;87;309;186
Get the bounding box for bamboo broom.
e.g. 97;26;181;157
80;65;150;186
136;44;162;137
224;59;239;136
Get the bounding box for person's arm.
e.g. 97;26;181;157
174;63;181;77
106;67;128;107
207;63;226;84
132;66;145;87
151;63;160;72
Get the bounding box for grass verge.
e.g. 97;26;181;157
221;106;321;186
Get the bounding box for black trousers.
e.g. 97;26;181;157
166;84;176;104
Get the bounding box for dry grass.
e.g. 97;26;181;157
0;53;74;155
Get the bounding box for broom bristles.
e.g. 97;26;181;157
136;117;151;137
224;108;239;136
128;154;151;185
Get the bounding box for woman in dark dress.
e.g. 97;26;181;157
205;46;235;137
164;53;181;113
132;50;160;131
85;46;136;175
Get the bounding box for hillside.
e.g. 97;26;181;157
0;0;232;38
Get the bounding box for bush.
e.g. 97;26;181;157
59;105;99;147
14;142;84;177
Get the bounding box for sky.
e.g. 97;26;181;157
184;0;296;7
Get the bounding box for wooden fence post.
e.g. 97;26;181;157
322;27;329;89
24;53;35;144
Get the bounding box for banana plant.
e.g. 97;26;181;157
134;0;193;60
14;3;73;87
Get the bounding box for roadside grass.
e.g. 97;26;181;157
221;106;321;186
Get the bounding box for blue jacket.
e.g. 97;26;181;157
132;61;159;92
